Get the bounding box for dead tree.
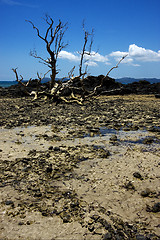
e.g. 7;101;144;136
79;22;94;77
12;16;128;104
11;68;32;95
26;15;68;88
67;22;94;99
86;54;128;97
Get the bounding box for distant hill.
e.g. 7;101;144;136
116;77;160;84
1;77;160;88
43;77;160;84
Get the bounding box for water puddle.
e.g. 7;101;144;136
0;125;159;161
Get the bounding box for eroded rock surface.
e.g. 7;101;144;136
0;95;160;239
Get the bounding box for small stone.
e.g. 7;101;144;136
62;215;71;223
48;146;54;150
109;135;117;142
18;221;24;226
124;181;135;191
141;188;151;197
146;202;160;213
41;211;48;216
151;202;160;213
99;149;110;158
70;200;79;208
26;220;31;225
5;200;14;206
34;192;42;198
54;147;60;151
142;137;154;144
28;149;36;156
133;172;143;180
46;164;52;173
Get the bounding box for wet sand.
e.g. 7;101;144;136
0;95;160;239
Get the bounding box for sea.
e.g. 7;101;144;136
0;81;18;88
0;78;67;88
0;78;159;88
0;79;49;88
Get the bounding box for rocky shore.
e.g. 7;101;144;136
0;92;160;239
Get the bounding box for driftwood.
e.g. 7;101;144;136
12;55;127;104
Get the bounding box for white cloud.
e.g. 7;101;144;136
1;0;37;7
110;44;160;66
129;44;160;62
85;61;98;67
58;50;80;61
59;50;109;67
1;0;21;5
85;51;109;63
59;44;160;69
110;51;128;58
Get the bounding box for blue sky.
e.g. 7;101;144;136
0;0;160;81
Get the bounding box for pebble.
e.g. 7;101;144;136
5;200;14;206
141;188;151;197
109;135;117;142
133;172;143;180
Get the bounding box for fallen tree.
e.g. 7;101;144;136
12;56;127;104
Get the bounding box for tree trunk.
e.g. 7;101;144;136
50;61;56;88
49;50;56;89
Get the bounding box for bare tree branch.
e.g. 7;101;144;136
106;54;128;76
26;16;68;88
78;21;94;78
85;55;128;98
12;68;31;95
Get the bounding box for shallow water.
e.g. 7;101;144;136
0;125;159;159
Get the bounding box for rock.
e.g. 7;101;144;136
109;135;117;142
60;212;71;223
46;164;52;173
5;200;14;206
28;149;37;156
70;200;79;208
146;202;160;213
48;146;54;150
18;221;24;226
141;188;151;197
133;172;143;180
54;146;61;151
124;181;135;191
151;202;160;213
142;137;154;144
34;192;42;198
98;149;110;158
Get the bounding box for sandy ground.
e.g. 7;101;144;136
0;95;160;239
0;124;160;239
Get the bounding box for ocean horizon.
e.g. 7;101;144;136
0;77;160;88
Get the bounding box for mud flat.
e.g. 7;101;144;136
0;95;160;239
